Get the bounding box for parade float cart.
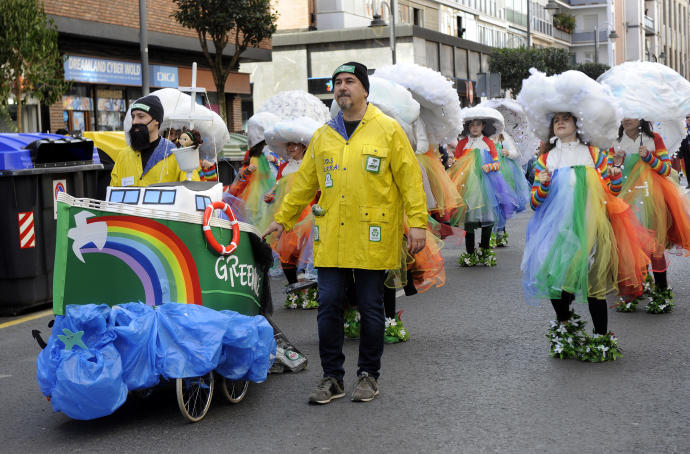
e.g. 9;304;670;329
37;181;276;423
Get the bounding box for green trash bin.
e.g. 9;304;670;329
0;133;102;315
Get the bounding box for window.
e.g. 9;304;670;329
109;189;140;204
399;5;411;23
143;189;176;205
413;8;424;27
195;195;212;212
457;16;465;38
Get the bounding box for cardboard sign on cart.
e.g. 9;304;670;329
53;190;263;316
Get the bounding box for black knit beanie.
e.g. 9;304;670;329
130;95;164;125
332;62;370;94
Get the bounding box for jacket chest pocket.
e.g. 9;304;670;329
361;145;389;174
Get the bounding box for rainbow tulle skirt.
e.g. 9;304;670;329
449;148;519;228
522;166;653;304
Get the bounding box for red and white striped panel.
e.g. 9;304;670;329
18;211;35;249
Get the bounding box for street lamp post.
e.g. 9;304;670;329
370;0;397;64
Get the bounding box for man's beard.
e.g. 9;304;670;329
129;123;152;150
336;94;352;111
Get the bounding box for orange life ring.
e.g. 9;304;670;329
202;201;240;255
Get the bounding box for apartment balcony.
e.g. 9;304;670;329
643;15;655;35
553;28;572;43
571;30;608;44
568;0;606;5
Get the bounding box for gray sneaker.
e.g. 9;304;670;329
308;377;345;404
351;372;379;402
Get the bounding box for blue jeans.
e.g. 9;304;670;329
316;268;386;381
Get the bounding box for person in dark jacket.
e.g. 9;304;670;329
677;114;690;188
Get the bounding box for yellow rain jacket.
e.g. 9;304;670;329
275;103;427;270
110;137;199;187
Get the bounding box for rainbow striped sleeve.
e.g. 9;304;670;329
642;133;671;177
592;147;622;194
199;163;218;181
592;147;607;176
530;154;550;209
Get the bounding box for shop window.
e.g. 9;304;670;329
63;83;94;132
96;87;126;131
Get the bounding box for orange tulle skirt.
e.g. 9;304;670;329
417;148;465;217
604;190;657;300
620;159;690;259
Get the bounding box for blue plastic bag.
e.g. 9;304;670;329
216;311;275;382
50;343;128;420
36;315;68;396
109;303;159;390
37;302;277;420
248;316;276;383
155;303;227;378
37;305;115;397
62;304;115;348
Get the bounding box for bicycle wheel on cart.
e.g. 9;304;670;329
220;377;249;404
176;372;215;422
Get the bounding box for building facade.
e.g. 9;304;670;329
14;0;271;134
244;0;689;115
658;0;689;76
242;22;493;112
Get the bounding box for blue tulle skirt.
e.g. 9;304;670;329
499;154;531;213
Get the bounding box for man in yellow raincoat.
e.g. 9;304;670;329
110;95;198;187
263;62;427;405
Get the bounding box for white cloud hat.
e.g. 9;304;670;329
517;68;622;149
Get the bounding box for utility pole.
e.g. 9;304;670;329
526;0;531;48
139;0;149;95
594;24;598;64
390;0;396;64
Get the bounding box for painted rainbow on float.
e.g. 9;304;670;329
82;215;202;305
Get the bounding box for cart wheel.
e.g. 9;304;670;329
176;372;214;422
220;378;249;404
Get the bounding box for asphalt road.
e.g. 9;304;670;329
1;210;689;453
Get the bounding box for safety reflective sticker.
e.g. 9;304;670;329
18;211;35;249
324;173;333;188
366;156;381;173
369;225;381;242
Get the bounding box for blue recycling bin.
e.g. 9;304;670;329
0;133;103;315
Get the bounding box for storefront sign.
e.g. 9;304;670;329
64;56;178;88
65;56;142;85
150;65;178;88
